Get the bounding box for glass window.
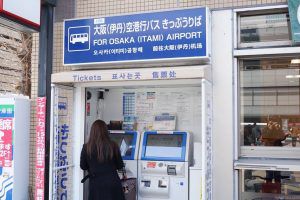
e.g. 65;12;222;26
239;11;291;47
240;57;300;147
240;169;300;199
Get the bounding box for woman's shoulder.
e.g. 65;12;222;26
81;144;87;151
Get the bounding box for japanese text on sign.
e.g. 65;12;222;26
0;105;14;168
94;16;202;35
0;118;13;167
54;123;69;200
71;69;177;82
35;97;46;200
54;96;70;200
64;7;209;65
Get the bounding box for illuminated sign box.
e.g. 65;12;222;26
64;7;210;66
0;0;40;31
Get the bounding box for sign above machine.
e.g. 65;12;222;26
63;7;210;67
51;65;211;83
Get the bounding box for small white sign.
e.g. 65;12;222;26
52;66;210;83
94;18;105;24
153;113;176;131
2;0;40;26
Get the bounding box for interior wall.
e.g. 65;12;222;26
86;86;202;142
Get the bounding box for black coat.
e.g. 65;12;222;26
80;143;126;200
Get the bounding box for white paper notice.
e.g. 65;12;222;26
135;92;156;132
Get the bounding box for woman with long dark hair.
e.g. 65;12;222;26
80;120;125;200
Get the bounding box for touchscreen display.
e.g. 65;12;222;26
109;134;134;157
145;134;183;158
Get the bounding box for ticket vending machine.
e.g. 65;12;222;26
138;131;191;200
109;131;140;178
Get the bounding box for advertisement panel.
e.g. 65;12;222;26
0;104;14;200
50;86;74;200
64;7;209;66
35;97;47;200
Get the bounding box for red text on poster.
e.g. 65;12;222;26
0;118;13;167
35;97;46;200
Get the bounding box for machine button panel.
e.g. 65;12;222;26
158;180;168;188
167;165;176;175
142;180;151;187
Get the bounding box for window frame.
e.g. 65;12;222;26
234;5;300;160
237;57;300;159
236;5;292;49
236;159;300;199
234;5;300;200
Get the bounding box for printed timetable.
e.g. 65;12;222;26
123;92;135;116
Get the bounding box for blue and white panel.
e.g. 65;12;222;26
50;86;74;200
64;7;209;65
0;167;13;200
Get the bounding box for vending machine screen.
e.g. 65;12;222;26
109;133;135;158
144;134;184;159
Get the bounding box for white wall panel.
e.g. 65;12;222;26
212;9;234;200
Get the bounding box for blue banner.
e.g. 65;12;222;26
64;7;208;65
288;0;300;43
0;105;14;118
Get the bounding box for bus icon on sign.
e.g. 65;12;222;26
68;26;90;52
70;33;89;44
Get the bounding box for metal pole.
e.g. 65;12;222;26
38;1;56;199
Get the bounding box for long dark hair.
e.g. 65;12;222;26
86;120;116;162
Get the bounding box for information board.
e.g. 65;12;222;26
64;7;209;66
0;104;14;200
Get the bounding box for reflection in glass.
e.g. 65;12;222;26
241;170;300;200
240;12;290;44
109;134;134;157
240;57;300;147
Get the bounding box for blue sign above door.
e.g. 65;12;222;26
63;7;210;66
